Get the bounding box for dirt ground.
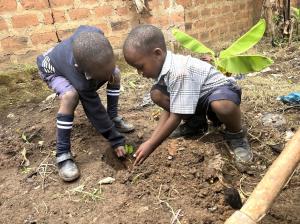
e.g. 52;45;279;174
1;42;300;224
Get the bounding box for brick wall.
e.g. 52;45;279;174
0;0;298;68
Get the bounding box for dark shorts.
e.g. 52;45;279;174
151;80;241;120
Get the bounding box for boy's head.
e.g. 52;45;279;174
123;25;167;79
72;32;115;81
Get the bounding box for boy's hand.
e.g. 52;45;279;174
114;146;126;158
133;141;155;166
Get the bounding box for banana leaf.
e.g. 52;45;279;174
292;7;300;20
172;28;215;56
217;55;273;74
219;19;266;58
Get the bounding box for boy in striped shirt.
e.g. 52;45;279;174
37;25;134;182
123;25;252;166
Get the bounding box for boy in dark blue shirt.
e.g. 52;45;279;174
37;25;134;181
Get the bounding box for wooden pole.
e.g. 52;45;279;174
225;128;300;224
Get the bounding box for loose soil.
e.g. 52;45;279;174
0;42;300;224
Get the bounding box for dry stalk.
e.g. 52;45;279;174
157;184;182;224
239;175;252;197
36;154;56;190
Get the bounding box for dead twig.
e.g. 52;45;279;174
157;184;182;224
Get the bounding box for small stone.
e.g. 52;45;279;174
208;206;217;212
167;155;173;160
137;206;149;214
7;113;15;119
137;132;143;139
98;177;115;185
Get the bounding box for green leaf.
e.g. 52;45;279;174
172;28;215;56
125;144;134;155
218;55;273;74
220;19;266;58
292;7;300;20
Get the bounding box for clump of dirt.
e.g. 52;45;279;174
0;46;300;224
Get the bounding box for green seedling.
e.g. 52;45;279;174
125;144;134;155
21;166;33;174
172;19;273;74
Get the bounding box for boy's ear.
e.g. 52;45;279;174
153;48;163;56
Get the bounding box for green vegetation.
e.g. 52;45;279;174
172;19;273;74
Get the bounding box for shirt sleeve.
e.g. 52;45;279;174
78;90;125;149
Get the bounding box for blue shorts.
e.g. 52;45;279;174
151;80;241;121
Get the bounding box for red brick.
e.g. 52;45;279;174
110;21;129;31
163;0;170;9
201;8;210;17
20;0;48;10
170;12;184;24
116;7;129;16
193;0;205;5
0;0;17;12
43;12;53;25
1;36;28;51
53;10;66;22
95;23;110;34
148;0;160;9
68;8;90;20
176;0;191;7
12;14;39;28
0;17;7;30
57;28;75;40
49;0;73;7
94;6;113;17
81;0;97;3
193;20;205;31
31;32;57;45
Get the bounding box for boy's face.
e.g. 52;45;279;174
124;48;165;79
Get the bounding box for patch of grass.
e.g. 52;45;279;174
68;184;103;202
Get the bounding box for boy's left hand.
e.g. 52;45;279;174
114;146;126;158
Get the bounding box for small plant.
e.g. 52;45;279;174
172;19;273;74
125;144;134;155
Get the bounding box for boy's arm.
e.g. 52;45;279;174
78;90;125;150
134;111;181;165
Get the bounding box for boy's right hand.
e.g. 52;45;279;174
133;141;155;166
114;146;126;158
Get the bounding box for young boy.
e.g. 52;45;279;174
37;25;134;181
123;24;253;166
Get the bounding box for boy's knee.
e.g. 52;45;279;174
61;90;79;106
211;100;239;116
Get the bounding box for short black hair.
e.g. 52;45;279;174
72;32;114;72
123;24;166;54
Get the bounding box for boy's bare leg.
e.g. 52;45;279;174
56;90;80;182
210;100;241;132
211;100;252;163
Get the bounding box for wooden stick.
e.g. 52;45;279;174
225;128;300;224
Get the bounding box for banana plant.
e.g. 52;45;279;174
172;19;273;74
292;7;300;35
